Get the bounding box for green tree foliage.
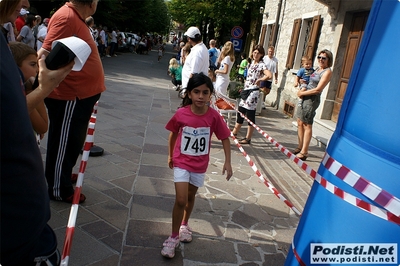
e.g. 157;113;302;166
166;0;265;53
29;0;170;34
118;0;170;33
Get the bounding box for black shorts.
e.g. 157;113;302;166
236;106;256;125
260;80;272;89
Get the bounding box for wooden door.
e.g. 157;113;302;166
331;12;369;122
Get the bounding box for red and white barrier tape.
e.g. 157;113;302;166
322;153;400;217
60;101;99;266
211;97;302;216
291;241;307;266
215;95;400;225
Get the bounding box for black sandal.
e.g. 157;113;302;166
296;152;308;161
239;138;251;144
292;148;301;155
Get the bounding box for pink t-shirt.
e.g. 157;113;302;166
166;105;230;173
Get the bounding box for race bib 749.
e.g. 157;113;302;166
180;126;210;156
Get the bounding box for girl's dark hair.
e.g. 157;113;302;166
181;73;214;107
25;14;36;27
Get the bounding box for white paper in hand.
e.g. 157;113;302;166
51;36;91;71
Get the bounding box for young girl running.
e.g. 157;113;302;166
161;73;233;258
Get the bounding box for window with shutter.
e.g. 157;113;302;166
305;15;322;61
260;25;267;47
268;23;276;47
286;15;322;70
286;18;301;69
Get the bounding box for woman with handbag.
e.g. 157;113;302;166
231;45;272;144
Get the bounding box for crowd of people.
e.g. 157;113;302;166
1;0;333;261
84;21;165;59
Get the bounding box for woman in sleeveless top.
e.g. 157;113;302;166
294;49;333;160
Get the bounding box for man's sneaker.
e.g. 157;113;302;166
161;236;180;258
179;225;192;243
262;102;266;109
106;55;111;58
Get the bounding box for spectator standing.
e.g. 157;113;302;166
208;39;219;70
16;13;36;48
157;43;164;62
85;16;96;40
181;26;209;90
214;41;235;96
260;46;279;108
1;0;74;264
15;8;28;33
99;25;106;57
36;17;48;51
38;0;106;204
9;42;48;145
182;42;191;65
177;41;184;63
105;27;111;57
110;27;117;57
294;50;333;161
236;52;248;82
32;14;41;48
231;45;272;144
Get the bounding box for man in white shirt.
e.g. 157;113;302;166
36;18;49;51
260;46;279;107
181;26;209;89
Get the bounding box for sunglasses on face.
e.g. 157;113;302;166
317;56;327;60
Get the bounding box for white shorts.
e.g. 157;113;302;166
174;167;205;188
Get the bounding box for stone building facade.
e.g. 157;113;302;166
259;0;373;142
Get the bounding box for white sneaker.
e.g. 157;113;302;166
106;55;111;58
161;236;180;258
179;88;186;99
172;86;177;90
179;225;192;243
262;102;266;109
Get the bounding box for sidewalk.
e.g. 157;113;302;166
44;43;326;266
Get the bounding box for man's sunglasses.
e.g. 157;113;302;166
317;56;327;60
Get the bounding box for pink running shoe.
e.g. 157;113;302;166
161;236;180;258
179;225;192;243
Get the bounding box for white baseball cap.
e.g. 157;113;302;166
20;9;29;16
184;26;200;38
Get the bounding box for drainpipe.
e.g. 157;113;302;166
272;0;283;47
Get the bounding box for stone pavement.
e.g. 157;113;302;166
43;44;326;266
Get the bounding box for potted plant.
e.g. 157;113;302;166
228;82;243;100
